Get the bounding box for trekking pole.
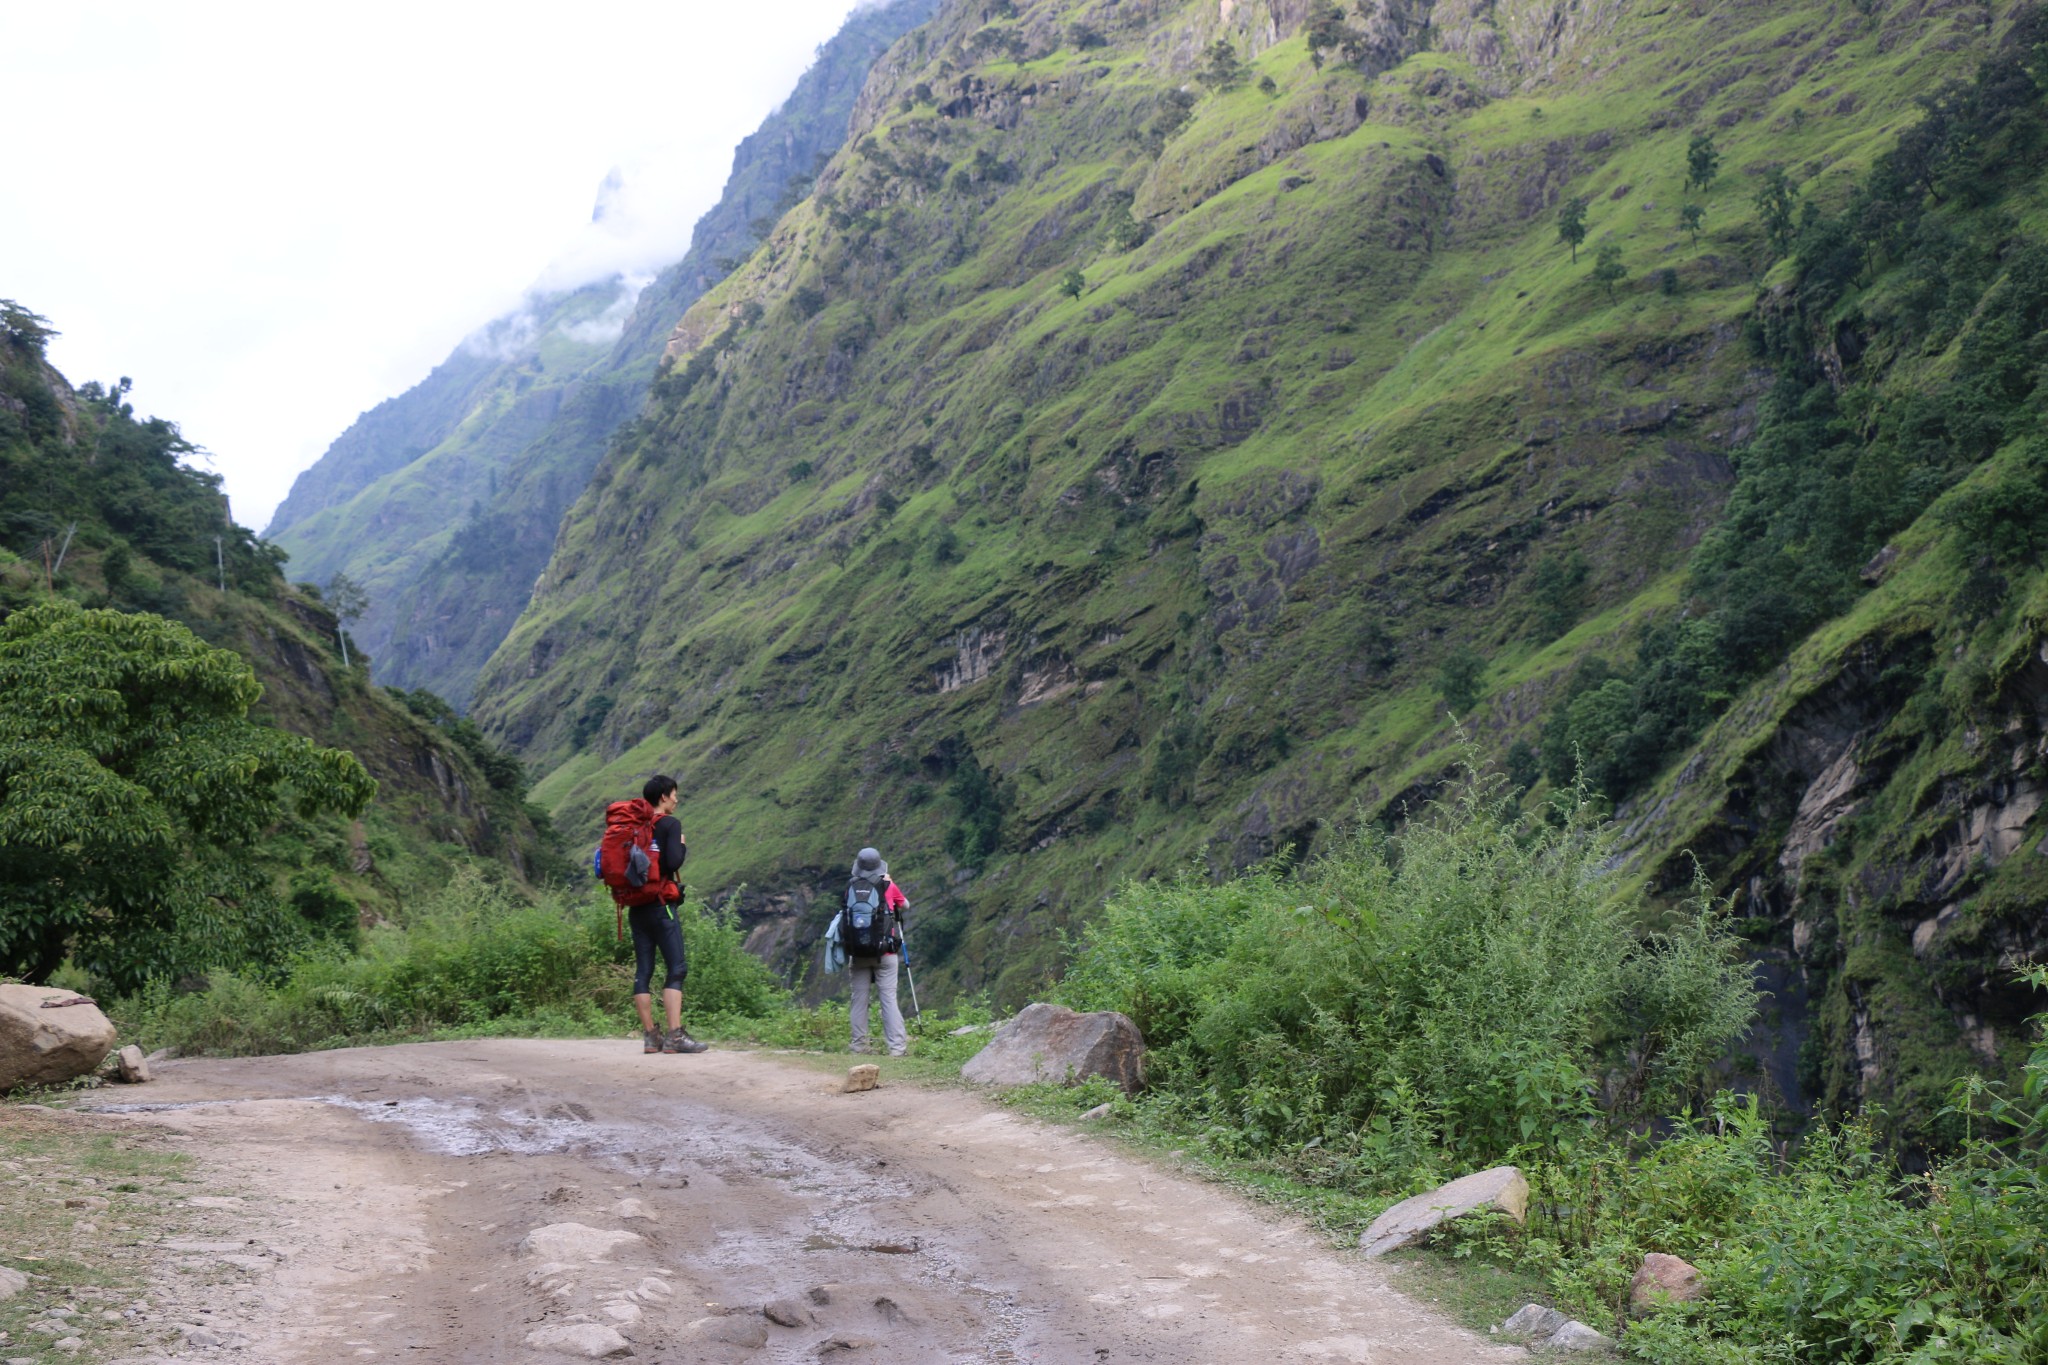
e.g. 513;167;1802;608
898;919;923;1031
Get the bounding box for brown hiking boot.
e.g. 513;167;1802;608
664;1027;709;1055
642;1029;663;1054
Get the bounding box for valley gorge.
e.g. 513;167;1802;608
270;0;2048;1146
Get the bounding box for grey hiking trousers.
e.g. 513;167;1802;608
848;953;906;1057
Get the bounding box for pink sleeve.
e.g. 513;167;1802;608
884;881;909;911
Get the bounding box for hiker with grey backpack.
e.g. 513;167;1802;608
828;847;911;1057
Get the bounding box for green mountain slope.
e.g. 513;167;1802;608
266;0;941;709
472;0;2044;1136
0;308;558;942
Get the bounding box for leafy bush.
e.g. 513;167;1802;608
0;602;374;989
1058;770;1757;1176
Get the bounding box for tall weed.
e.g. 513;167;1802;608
114;872;785;1055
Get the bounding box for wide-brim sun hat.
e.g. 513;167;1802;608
853;846;888;879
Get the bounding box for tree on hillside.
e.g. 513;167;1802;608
1437;644;1488;714
1679;201;1705;245
1529;550;1590;640
0;603;376;989
0;300;57;356
1684;132;1721;193
1592;241;1627;301
1305;0;1364;68
327;571;369;667
1557;196;1590;262
944;754;1008;864
1754;167;1801;257
1059;269;1086;299
1197;39;1246;92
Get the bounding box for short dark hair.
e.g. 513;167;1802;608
643;774;678;804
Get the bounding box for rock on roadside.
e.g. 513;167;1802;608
960;1003;1146;1092
0;985;117;1090
1357;1166;1528;1256
1630;1252;1703;1310
1498;1304;1617;1353
116;1044;151;1084
1546;1320;1617;1352
0;1264;28;1300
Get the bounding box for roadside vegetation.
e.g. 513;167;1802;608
39;767;2038;1363
1041;774;2048;1362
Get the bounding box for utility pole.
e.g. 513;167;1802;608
51;522;76;577
215;536;226;592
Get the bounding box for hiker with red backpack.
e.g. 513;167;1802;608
597;775;708;1055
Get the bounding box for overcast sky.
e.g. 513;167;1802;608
1;1;873;530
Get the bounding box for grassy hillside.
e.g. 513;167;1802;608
0;308;559;944
266;0;941;709
472;0;2044;1136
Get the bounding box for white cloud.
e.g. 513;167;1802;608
0;0;873;529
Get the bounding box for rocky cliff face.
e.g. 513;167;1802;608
468;0;2041;1137
266;0;941;709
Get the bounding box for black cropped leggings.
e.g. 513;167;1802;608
628;902;688;994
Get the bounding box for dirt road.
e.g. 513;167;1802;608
81;1040;1521;1364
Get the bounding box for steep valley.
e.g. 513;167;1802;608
446;0;2048;1142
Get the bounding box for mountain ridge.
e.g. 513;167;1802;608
469;0;2045;1141
266;0;943;707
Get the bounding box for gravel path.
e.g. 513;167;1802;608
79;1039;1522;1364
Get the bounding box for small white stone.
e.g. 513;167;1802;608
523;1322;633;1358
520;1223;643;1263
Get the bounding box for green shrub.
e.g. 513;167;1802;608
113;871;784;1055
1059;770;1758;1175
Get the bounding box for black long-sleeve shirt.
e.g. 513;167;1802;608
653;815;686;881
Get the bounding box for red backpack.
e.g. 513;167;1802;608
597;798;675;937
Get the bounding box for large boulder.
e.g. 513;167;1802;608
0;985;117;1091
960;1003;1146;1093
1357;1165;1529;1256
